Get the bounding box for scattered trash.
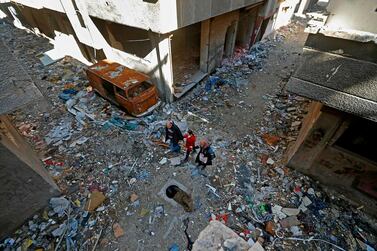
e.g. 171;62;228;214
265;221;276;235
44;120;73;145
103;116;139;130
51;223;66;237
136;170;150;181
266;158;275;165
262;133;280;146
50;197;69;217
280;216;301;228
113;223;125;238
159;157;168;165
59;88;78;100
85;191;106;212
169;156;181;166
129;193;139;203
3;19;375;251
139;208;150;217
169;243;180;251
153;205;164;218
271;205;286;220
281;208;300;216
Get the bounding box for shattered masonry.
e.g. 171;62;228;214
0;4;377;251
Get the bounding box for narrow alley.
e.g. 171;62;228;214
1;1;377;251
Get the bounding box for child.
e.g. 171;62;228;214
183;129;196;161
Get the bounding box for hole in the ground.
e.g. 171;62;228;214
166;185;194;212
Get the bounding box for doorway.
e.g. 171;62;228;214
223;21;237;58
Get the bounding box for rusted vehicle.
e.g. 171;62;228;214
86;60;160;117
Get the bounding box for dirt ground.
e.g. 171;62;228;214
1;17;376;251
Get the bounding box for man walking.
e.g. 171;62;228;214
195;139;215;169
165;120;183;153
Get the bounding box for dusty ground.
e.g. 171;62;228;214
1;17;376;251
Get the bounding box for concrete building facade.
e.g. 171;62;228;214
0;0;298;102
286;0;377;215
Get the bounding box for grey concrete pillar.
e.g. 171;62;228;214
200;20;210;73
296;0;310;17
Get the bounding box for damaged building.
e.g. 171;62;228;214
0;0;299;102
286;0;377;214
2;0;377;250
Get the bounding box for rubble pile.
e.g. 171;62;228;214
218;39;276;80
174;77;377;250
0;18;376;251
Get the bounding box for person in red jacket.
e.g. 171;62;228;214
183;129;196;162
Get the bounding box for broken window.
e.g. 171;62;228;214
128;82;151;98
102;80;115;98
115;87;127;98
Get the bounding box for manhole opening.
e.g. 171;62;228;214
166;185;194;212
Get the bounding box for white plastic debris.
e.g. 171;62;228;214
159;157;167;165
266;158;275;165
50;197;70;217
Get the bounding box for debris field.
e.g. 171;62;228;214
0;18;376;251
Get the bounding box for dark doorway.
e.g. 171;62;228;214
223;21;237;58
335;118;377;163
255;17;270;42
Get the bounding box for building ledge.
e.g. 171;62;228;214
0;40;44;115
286;76;377;122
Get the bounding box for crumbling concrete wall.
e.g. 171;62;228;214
287;103;377;215
236;8;258;48
205;11;240;72
0;116;60;239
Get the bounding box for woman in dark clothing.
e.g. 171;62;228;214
195;139;215;169
165;120;184;153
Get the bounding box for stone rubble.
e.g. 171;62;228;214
0;18;376;251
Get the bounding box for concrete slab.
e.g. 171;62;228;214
192;220;250;251
0;40;44;115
